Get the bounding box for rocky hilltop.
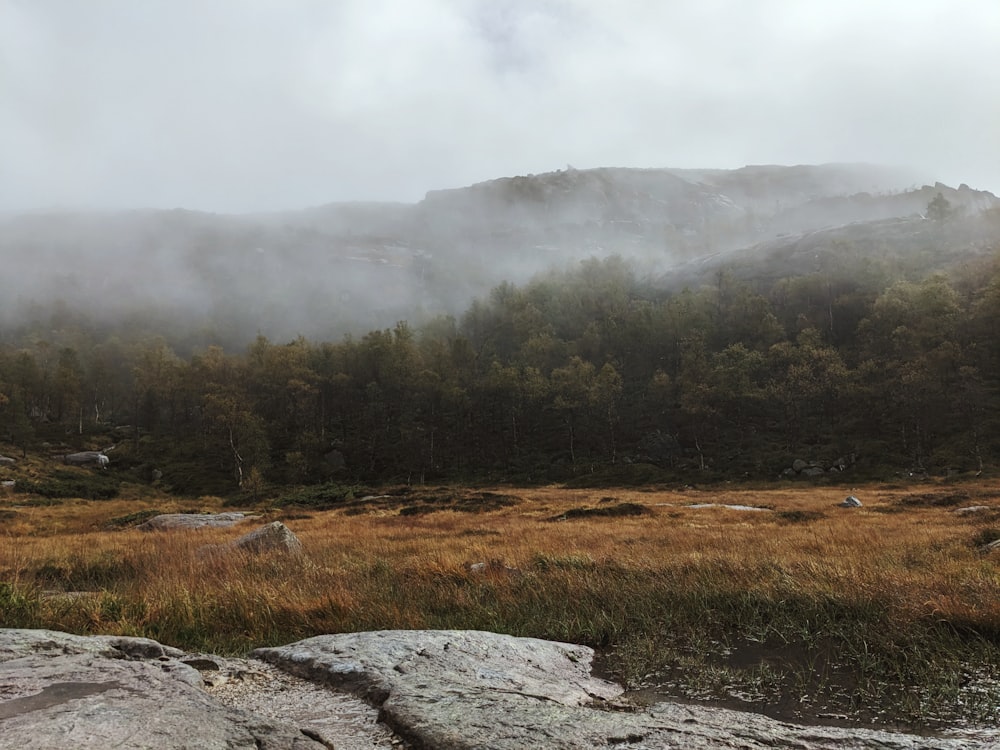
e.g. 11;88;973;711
2;627;993;749
1;164;996;345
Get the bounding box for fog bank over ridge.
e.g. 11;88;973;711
1;163;997;347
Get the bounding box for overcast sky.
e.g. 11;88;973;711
2;0;998;213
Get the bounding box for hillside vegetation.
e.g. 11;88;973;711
1;214;1000;492
1;166;999;493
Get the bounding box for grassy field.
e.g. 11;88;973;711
2;475;1000;730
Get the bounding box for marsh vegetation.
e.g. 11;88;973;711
3;481;999;732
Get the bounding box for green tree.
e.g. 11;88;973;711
926;192;953;221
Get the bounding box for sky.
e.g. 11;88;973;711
2;0;998;213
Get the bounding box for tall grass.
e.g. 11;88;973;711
2;483;1000;727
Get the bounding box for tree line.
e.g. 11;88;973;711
2;248;999;492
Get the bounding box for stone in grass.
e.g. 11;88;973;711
232;521;303;555
137;512;250;531
839;495;862;507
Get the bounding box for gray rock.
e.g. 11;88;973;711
255;629;975;750
232;521;303;555
63;451;109;468
0;455;15;466
0;629;325;750
840;495;863;507
3;628;993;749
792;458;808;472
686;503;771;512
137;512;249;531
801;466;825;476
954;505;991;515
979;539;1000;555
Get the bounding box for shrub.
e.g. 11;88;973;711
20;470;120;500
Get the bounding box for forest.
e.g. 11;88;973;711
3;207;1000;498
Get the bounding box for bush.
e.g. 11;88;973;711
20;470;120;500
0;582;39;627
273;482;374;509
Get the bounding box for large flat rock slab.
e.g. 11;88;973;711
256;629;992;750
4;628;997;749
136;512;252;530
0;629;323;750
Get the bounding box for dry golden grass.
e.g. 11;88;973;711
3;480;1000;725
4;481;999;634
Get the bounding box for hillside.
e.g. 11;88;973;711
3;163;994;348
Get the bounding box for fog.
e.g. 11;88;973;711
2;0;999;213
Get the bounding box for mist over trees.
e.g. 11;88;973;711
2;165;999;493
5;164;988;350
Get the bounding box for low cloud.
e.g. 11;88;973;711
2;0;998;212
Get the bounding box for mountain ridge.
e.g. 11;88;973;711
1;163;996;347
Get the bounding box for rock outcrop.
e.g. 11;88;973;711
137;512;251;531
62;451;110;468
1;627;993;750
255;630;984;750
0;629;324;750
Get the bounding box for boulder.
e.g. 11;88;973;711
232;521;303;555
840;495;863;507
63;451;110;468
137;512;249;531
0;455;15;466
801;466;825;477
792;458;808;472
0;629;324;750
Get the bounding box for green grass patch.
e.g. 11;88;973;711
103;509;165;529
776;509;826;523
561;463;675;488
548;502;650;521
19;470;120;500
272;482;374;510
0;582;40;627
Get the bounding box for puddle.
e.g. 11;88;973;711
0;681;124;720
595;639;1000;736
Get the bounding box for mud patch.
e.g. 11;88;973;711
0;681;126;720
548;502;649;521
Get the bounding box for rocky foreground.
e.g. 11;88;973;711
1;628;996;749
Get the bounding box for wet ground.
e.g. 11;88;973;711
596;637;1000;737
